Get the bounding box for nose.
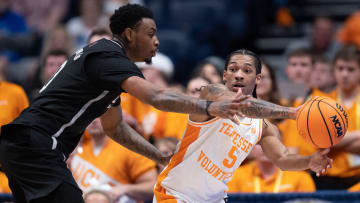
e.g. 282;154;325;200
154;35;160;47
234;71;244;81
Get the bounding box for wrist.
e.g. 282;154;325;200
289;107;297;120
205;100;213;117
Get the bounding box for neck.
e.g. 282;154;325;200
257;160;278;180
112;37;136;62
339;85;359;100
91;134;108;148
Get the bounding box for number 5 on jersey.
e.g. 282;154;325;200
223;146;237;168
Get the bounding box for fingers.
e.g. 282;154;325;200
233;95;251;103
229;113;240;125
235;88;242;99
319;148;330;155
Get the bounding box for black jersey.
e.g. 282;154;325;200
11;39;144;157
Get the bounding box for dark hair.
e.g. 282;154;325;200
287;48;314;64
334;45;360;67
89;27;111;42
224;49;262;98
42;49;69;67
314;54;330;65
109;4;154;36
260;62;280;105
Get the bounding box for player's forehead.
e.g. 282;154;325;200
228;54;255;67
137;18;157;32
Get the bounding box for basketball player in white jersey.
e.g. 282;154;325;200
153;49;332;203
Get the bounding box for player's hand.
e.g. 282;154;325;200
108;184;129;201
308;148;333;177
208;89;251;124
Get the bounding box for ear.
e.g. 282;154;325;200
123;28;135;43
255;73;262;85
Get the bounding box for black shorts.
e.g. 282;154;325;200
0;124;84;203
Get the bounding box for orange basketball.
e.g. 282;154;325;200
296;97;348;148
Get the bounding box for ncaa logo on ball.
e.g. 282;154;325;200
330;115;343;137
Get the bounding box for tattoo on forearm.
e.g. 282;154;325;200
111;121;164;163
152;90;208;115
241;99;292;119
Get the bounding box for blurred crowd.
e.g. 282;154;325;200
2;0;360;202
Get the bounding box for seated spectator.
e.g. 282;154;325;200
227;145;316;193
84;189;113;203
66;0;108;50
12;0;69;34
0;56;29;193
186;77;210;98
88;27;112;44
41;25;74;59
192;56;225;84
71;118;157;202
122;52;187;140
310;55;336;93
286;16;340;60
0;0;28;62
28;49;69;101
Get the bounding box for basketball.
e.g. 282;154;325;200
296;97;348;148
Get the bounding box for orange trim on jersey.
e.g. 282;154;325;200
188;117;220;126
154;125;201;202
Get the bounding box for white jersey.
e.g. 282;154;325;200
154;116;263;202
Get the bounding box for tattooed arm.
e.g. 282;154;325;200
101;106;169;165
121;76;249;124
201;83;298;120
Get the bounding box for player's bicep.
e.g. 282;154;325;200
259;119;289;163
121;76;162;105
100;106;123;137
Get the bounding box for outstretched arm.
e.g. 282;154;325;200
100;106;169;165
121;76;249;124
259;119;332;176
201;83;298;120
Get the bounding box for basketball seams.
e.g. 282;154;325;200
317;99;334;147
306;99;320;148
320;101;348;132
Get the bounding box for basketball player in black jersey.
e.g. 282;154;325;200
0;4;298;203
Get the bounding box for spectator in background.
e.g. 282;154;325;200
103;0;145;16
71;118;157;202
0;0;28;62
192;56;225;84
227;145;316;193
313;46;360;190
286;16;340;61
256;62;285;125
66;0;108;50
311;55;336;93
121;52;188;141
279;48;315;103
186;77;211;98
84;189;113;203
41;25;74;59
28;49;69;101
89;27;112;43
154;137;179;173
0;56;29;193
256;62;281;106
12;0;68;34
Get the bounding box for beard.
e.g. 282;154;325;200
145;58;152;64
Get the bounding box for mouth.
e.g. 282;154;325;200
232;83;245;92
